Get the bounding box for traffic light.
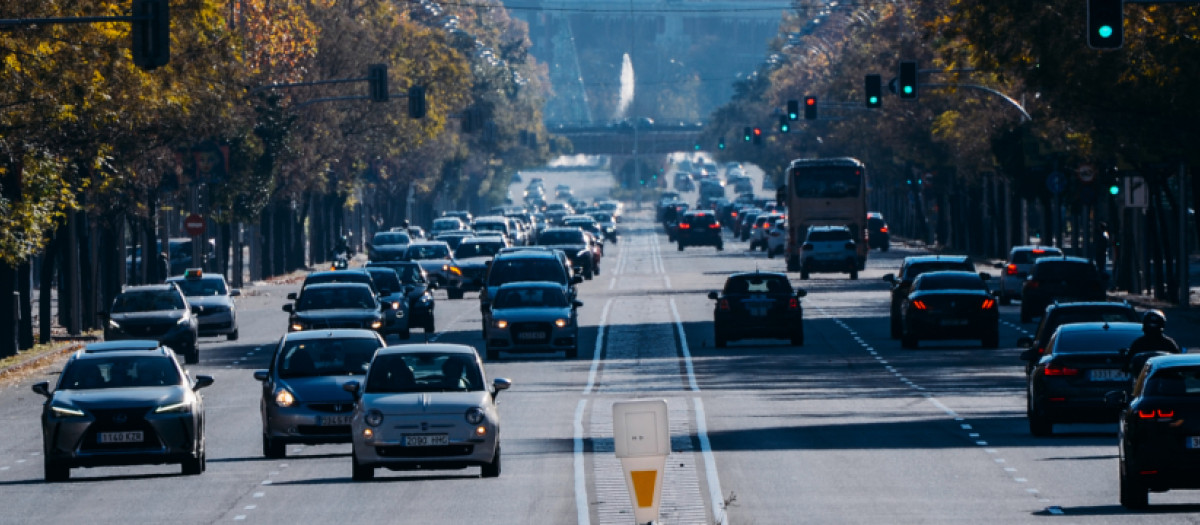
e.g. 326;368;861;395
804;96;817;120
694;143;701;151
408;86;427;118
865;74;882;108
367;64;389;102
743;127;752;142
779;115;790;133
787;100;800;121
899;60;918;99
1109;183;1120;196
752;127;763;145
131;0;170;71
1087;0;1124;49
718;137;726;150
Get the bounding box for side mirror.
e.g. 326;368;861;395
1016;337;1033;348
193;375;215;391
1104;390;1128;408
573;300;584;308
1018;349;1038;362
707;291;719;300
796;289;808;298
287;292;297;300
882;274;895;284
230;289;242;297
253;370;269;382
343;380;361;399
31;382;51;398
492;377;512;399
282;304;293;313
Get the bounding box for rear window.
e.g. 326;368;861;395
686;214;717;225
372;232;410;246
1011;248;1063;264
488;258;566;286
807;229;851;242
539;231;585;245
455;242;502;258
1036;261;1098;280
913;273;987;291
903;261;973;280
1143;367;1200;397
1051;329;1141;355
724;276;792;294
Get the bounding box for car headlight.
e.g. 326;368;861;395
495;320;508;329
155;401;191;414
289;322;304;332
419;293;432;303
555;318;568;328
365;409;384;427
50;403;85;418
465;407;486;425
274;389;296;407
391;301;402;310
370;319;383;330
107;319;121;330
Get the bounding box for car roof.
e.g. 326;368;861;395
301;282;373;291
166;273;226;282
1046;301;1134;313
308;269;371;279
807;225;848;231
497;281;566;291
375;343;478;357
1010;245;1061;253
1033;255;1093;265
1054;321;1142;334
495;250;558;260
121;284;178;293
83;340;163;353
1146;354;1200;372
281;329;383;342
461;236;506;244
904;255;971;264
726;270;789;280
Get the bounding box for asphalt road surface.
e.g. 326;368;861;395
2;169;1200;524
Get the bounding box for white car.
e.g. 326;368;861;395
765;217;787;257
344;344;511;480
992;245;1064;305
166;269;240;340
799;225;858;280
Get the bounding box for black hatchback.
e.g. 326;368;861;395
677;210;724;251
708;271;806;347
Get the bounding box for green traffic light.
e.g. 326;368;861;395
1109;184;1120;195
869;96;879;104
903;86;913;95
694;144;701;151
1098;25;1114;38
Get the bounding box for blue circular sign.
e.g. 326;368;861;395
1046;171;1066;195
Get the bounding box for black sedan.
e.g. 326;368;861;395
102;284;202;364
709;271;805;347
283;283;389;333
900;271;999;349
1113;354;1200;509
1026;321;1143;436
31;343;214;481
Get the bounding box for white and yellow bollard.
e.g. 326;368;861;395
613;399;670;525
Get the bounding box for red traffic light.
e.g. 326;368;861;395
805;97;816;106
753;128;762;136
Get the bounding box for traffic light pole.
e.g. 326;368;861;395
921;82;1032;122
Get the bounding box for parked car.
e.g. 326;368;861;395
709;271;806;347
32;343;213;481
344;344;511;480
1020;256;1107;323
102;284;202;364
485;282;582;360
993;245;1064;305
899;271;998;349
166;268;240;341
798;225;858;280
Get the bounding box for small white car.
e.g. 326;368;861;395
993;245;1064;305
799;225;858;280
765;217;787;257
344;344;511;480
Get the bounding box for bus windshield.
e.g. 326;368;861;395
792;166;862;199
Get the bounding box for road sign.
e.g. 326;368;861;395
184;213;206;236
1046;171;1066;195
1125;176;1148;208
613;399;669;525
1077;164;1095;184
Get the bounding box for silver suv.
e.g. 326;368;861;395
799;225;858;280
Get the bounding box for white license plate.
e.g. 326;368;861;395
98;431;144;444
1089;369;1130;381
403;434;449;447
319;415;352;426
517;332;546;341
940;319;968;326
1187;437;1200;449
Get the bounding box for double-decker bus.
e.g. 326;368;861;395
783;157;869;272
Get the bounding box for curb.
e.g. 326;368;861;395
0;341;87;381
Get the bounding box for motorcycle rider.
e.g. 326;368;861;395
1124;310;1181;375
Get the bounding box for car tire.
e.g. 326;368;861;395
901;333;918;349
227;329;239;341
593;264;600;276
1020;304;1032;324
881;244;889;252
715;333;727;348
399;328;411;340
448;289;464;300
1028;398;1053;437
351;451;375;481
677;243;684;252
889;314;901;339
185;345;199;365
716;242;724;251
566;345;578;359
800;269;810;280
849;268;858;280
425;317;436;333
43;458;69;482
481;446;501;478
263;434;286;459
767;249;775;259
791;330;804;346
182;449;204;475
1120;461;1149;509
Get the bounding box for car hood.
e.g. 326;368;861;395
414;259;451;271
490;307;572;322
110;311;187;323
362;390;492;415
54;385;189;409
279;375;363;403
183;296;232;308
453;256;492;268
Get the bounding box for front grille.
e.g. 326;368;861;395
80;407;160;451
200;306;229;314
297;425;351;436
120;323;173;337
511;322;551;344
307;403;354;414
375;445;474;458
306;319;367;329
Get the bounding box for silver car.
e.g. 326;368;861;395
254;329;386;458
344;344;511;480
167;269;240;340
485;281;581;360
32;342;213;481
992;245;1064;305
405;241;455;288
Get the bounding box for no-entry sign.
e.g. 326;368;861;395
184;213;206;236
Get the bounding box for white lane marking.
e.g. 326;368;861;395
1014;478;1027;483
695;398;728;525
260;480;272;485
574;399;590;525
1004;467;1017;472
244;505;257;510
969;433;980;438
608;277;616;290
0;466;9;471
961;424;973;430
253;492;264;498
670;298;699;392
15;459;25;464
582;298;614;396
233;516;245;521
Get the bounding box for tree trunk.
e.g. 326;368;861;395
39;232;56;344
18;261;33;350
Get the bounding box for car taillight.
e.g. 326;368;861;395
731;211;738;217
788;297;799;310
718;299;730;311
981;299;995;309
1006;264;1018;276
1036;346;1045;355
679;222;691;229
802;243;814;251
1044;363;1080;376
880;226;888;233
1138;409;1175;419
709;223;721;229
911;300;927;310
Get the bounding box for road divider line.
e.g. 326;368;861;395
694;398;728;525
582;298;614;396
574;398;590;525
670;298;698;392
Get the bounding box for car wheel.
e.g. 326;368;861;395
677;243;684;252
791;329;804;346
43;458;69;482
1028;398;1053;436
566;345;578;359
1020;304;1032;324
227;329;239;341
593;264;600;276
881;244;889;252
185;344;199;365
889;314;901;339
181;453;204;475
767;249;775;259
901;333;918;349
263;434;286;459
800;269;809;280
849;268;858;280
351;450;375;481
481;445;501;478
1120;461;1149;509
425;317;436;333
448;289;464;300
399;328;411;340
715;332;727;348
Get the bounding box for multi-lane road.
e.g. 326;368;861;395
1;169;1199;524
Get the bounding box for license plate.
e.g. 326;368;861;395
1089;369;1130;381
1187;437;1200;449
98;431;144;444
403;434;449;447
319;415;352;426
940;319;968;326
517;332;546;341
749;308;768;317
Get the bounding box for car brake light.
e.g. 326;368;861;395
879;226;888;233
1138;409;1174;419
718;299;730;311
1044;364;1079;376
731;211;738;217
1006;264;1018;276
1036;346;1045;355
709;223;721;229
981;299;995;309
679;222;691;229
912;300;927;310
788;297;799;310
1032;249;1045;254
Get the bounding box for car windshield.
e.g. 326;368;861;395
372;232;410;246
807;230;850;242
112;290;185;313
493;286;568;308
276;338;382;378
365;353;484;393
60;356;180;389
539;231;584;245
408;245;449;260
1052;329;1141;354
914;273;987;291
724;276;792;294
432;219;461;230
1143;367;1200;397
365;270;402;292
1012;248;1063;264
488;258;567;286
456;242;501;258
474;222;505;232
1037;261;1099;281
297;287;377;310
904;261;973;280
170;278;227;296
